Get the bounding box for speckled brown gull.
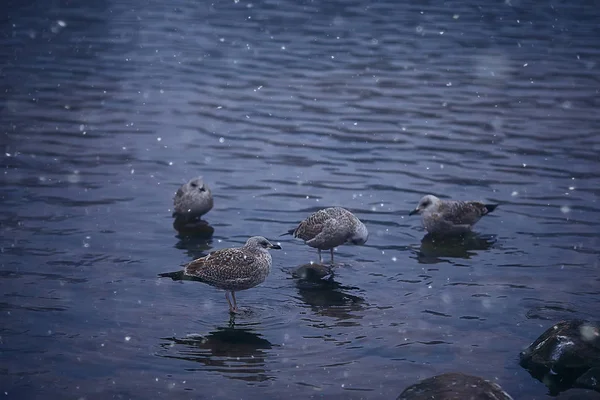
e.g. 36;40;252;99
283;207;368;264
173;177;213;221
183;236;281;313
409;194;498;235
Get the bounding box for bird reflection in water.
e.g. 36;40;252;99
173;228;213;260
173;215;215;238
290;263;366;324
158;318;274;383
416;232;497;264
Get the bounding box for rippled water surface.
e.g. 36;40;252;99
2;0;599;398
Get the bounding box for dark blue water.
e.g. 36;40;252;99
1;0;599;398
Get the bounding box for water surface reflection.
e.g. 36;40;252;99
173;234;213;260
294;274;367;326
416;233;497;264
158;322;274;383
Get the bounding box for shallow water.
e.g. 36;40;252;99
1;0;599;399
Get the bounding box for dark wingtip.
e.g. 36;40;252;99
280;228;295;237
484;204;499;214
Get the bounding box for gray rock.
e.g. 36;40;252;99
291;263;333;280
519;319;600;394
397;372;513;400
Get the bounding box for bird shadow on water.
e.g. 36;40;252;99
413;232;497;264
156;317;274;383
287;263;367;324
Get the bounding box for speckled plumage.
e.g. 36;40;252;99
183;236;281;312
409;195;498;235
173;177;213;220
285;207;368;264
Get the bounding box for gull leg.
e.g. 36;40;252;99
231;291;238;313
228;312;237;327
318;249;322;264
225;291;235;313
330;248;334;264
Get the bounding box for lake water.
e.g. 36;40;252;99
1;0;599;399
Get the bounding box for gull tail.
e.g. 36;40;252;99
280;228;295;237
157;270;185;281
484;204;499;214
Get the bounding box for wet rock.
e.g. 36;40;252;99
397;372;513;400
555;388;600;399
291;263;333;280
576;368;600;392
519;319;600;394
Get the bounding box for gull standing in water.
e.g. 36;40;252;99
172;177;214;234
173;177;213;221
183;236;281;313
409;194;498;235
283;207;368;264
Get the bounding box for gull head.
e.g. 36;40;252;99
409;195;442;216
245;236;282;250
185;177;211;196
348;221;369;245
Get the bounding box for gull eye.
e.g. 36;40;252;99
190;182;198;188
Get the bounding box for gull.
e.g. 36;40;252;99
409;194;498;235
173;177;213;221
183;236;281;313
283;207;368;264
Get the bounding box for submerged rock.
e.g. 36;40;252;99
519;319;600;394
397;372;513;400
291;263;333;280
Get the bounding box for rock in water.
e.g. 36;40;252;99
519;319;600;394
291;263;333;280
397;372;513;400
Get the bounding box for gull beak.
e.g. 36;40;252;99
409;208;419;216
269;243;282;250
